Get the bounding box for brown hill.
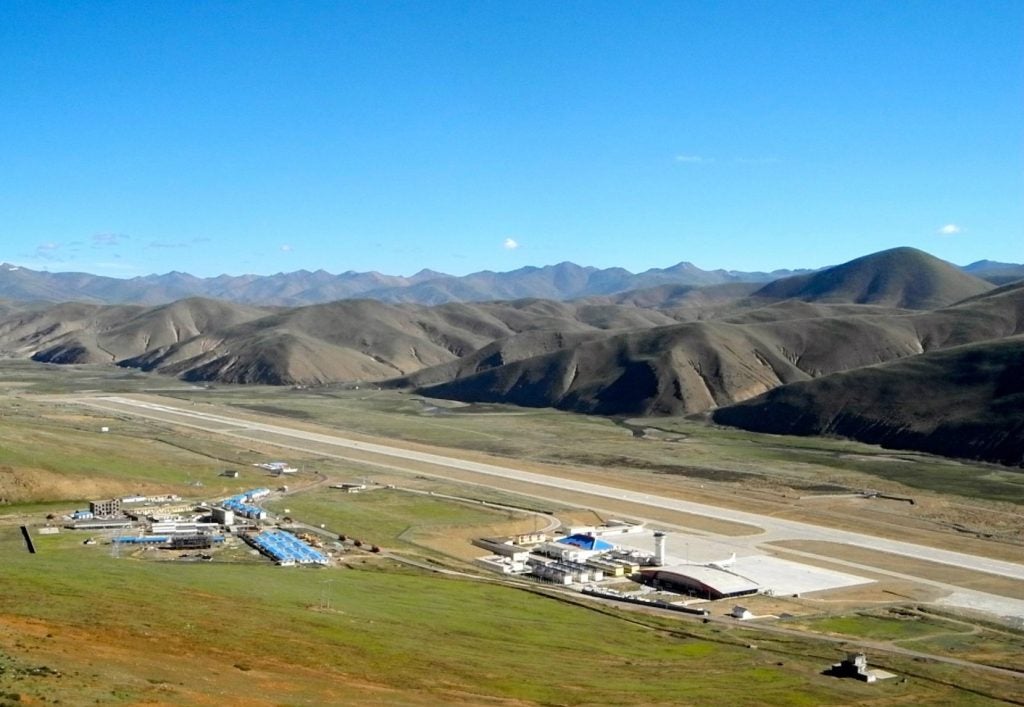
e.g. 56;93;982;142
712;335;1024;466
119;299;501;384
0;248;1021;468
414;315;916;415
751;247;993;309
412;282;1024;417
148;299;681;385
18;298;269;365
0;296;683;386
0;301;147;363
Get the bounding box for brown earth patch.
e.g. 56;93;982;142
0;464;127;504
0;614;506;705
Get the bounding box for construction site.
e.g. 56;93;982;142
57;477;334;567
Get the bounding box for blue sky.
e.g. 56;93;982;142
1;1;1021;278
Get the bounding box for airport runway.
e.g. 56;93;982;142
80;395;1024;585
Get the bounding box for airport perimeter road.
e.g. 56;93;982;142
80;395;1024;584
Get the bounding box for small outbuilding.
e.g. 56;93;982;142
825;653;898;683
731;606;754;620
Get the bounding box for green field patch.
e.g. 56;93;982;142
674;641;719;658
796;611;962;641
266;487;522;549
901;631;1024;671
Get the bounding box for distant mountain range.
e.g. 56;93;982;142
0;260;815;306
2;256;1019;308
1;246;1022;466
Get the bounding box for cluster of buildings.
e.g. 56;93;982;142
63;476;327;568
69;495;184;523
473;523;649;586
66;493;229;550
245;529;328;566
473;523;763;602
220;488;271;520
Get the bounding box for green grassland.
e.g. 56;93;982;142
0;360;187;395
265;487;524;556
901;631;1024;672
793;610;965;642
1;363;1023;703
0;528;1015;706
786;609;1024;673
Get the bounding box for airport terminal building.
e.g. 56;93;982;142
640;565;759;600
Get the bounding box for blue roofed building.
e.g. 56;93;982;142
557;534;615;552
537;533;617;562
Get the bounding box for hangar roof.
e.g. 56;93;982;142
648;564;759;596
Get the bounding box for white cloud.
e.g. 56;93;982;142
18;243;65;266
280;244;294;252
674;154;711;163
503;238;519;250
89;260;143;272
733;157;781;165
937;224;963;236
92;232;129;246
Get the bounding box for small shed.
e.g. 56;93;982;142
825;653;897;683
